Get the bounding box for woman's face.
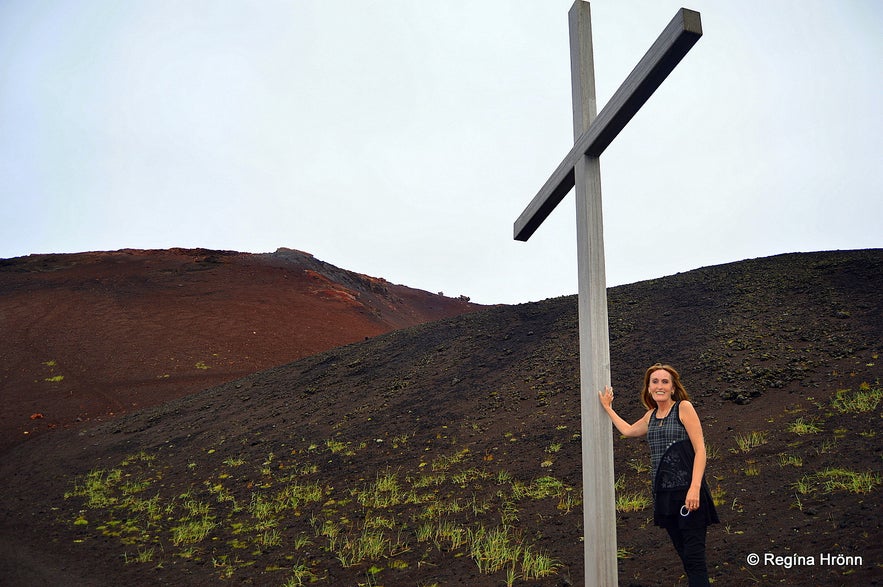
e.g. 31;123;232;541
648;369;674;404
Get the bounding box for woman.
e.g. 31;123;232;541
598;363;718;587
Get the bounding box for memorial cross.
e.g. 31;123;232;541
513;3;701;585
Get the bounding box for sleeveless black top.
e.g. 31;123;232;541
647;402;719;528
648;402;689;488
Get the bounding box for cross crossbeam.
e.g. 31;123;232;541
514;8;702;242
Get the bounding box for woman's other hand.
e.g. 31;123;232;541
685;486;701;511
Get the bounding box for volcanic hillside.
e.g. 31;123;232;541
1;249;881;586
0;247;482;453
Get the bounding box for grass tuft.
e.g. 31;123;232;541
786;417;823;435
831;385;882;414
734;431;767;453
615;492;650;512
793;468;881;495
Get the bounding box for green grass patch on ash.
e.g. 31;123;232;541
733;431;767;453
831;383;881;414
786;417;823;435
792;467;881;496
63;438;573;583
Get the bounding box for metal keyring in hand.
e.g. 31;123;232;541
680;505;690;517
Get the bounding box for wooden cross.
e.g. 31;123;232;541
513;3;701;585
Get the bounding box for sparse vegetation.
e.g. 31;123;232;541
793;468;881;495
743;463;760;476
787;417;822;435
65;442;572;583
705;442;721;461
615;492;650;513
734;431;768;453
831;384;882;414
778;454;803;468
627;460;648;474
711;485;727;507
325;438;349;454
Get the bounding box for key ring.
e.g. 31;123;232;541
680;505;690;517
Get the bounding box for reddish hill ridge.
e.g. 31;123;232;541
0;247;482;453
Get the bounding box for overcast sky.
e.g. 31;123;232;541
1;1;880;304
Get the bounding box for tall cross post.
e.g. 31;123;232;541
513;3;701;585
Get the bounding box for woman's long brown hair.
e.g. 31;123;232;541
640;363;690;409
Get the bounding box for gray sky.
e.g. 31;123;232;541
2;1;880;304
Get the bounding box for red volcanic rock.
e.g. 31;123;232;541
0;247;483;453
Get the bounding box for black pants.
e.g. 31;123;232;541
665;525;710;587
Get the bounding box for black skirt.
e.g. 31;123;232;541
653;439;720;529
